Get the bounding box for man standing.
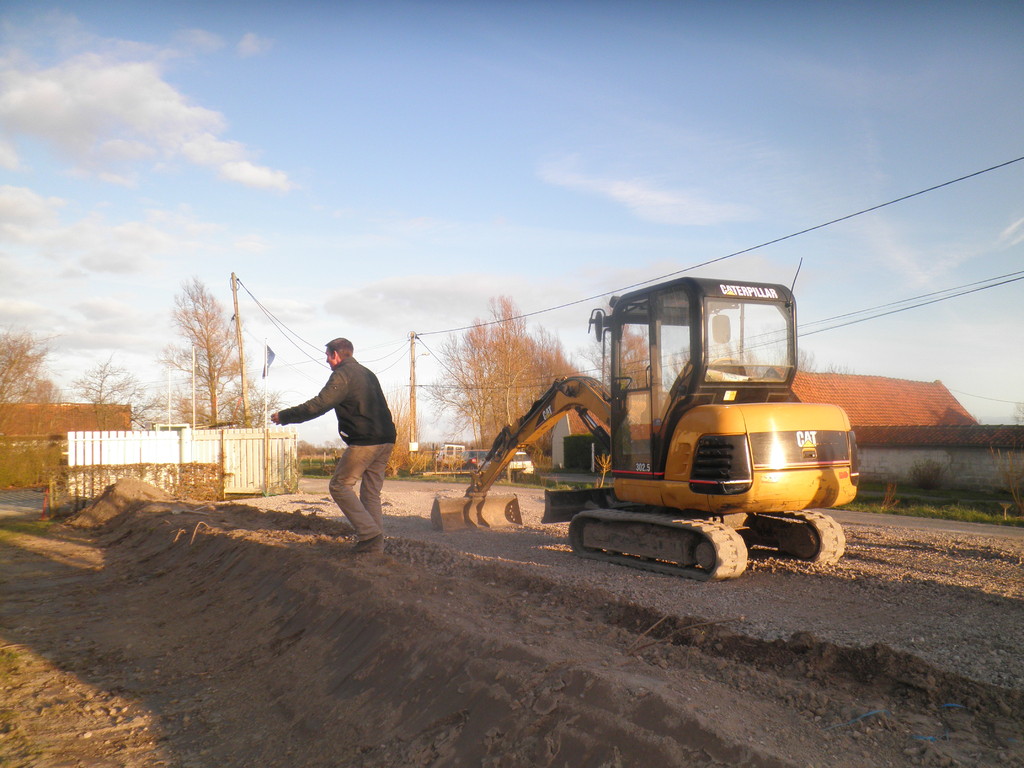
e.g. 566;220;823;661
272;338;396;553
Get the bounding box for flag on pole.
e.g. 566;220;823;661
263;345;276;378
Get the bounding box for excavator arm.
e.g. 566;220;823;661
469;376;611;496
430;376;611;531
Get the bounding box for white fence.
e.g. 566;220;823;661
66;427;299;496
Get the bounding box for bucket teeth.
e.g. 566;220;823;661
431;495;522;531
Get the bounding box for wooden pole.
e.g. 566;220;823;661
409;331;418;451
231;273;252;427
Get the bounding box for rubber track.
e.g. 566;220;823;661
568;509;748;582
760;510;846;565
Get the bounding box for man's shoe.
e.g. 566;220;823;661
353;534;384;554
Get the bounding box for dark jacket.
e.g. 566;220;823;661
277;358;397;445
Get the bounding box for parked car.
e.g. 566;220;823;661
508;451;534;474
435;444;466;470
462;449;488;469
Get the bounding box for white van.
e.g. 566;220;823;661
508;451;534;474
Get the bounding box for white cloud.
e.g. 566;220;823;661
0;138;20;170
0;186;218;276
998;217;1024;248
237;33;274;58
0;185;65;240
218;160;295;192
539;157;756;226
73;296;142;324
0;29;293;191
233;234;270;253
170;29;224;56
0;297;47;324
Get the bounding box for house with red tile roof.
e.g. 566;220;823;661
791;372;976;427
793;372;1022;492
0;403;131;437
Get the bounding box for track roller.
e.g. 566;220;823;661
742;510;846;565
567;509;748;581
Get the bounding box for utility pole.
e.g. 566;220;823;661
231;272;252;427
408;331;418;451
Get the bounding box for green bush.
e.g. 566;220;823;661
0;438;63;489
563;435;597;470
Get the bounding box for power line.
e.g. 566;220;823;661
798;269;1024;331
950;389;1022;405
232;157;1024;407
416;154;1024;337
236;154;1023;353
235;278;325;363
799;272;1024;337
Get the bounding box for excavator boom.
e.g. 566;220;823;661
430;377;611;531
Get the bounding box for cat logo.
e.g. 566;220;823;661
796;430;818;448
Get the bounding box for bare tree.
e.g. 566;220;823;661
0;328;55;434
163;278;242;427
797;349;853;374
72;355;161;429
429;297;576;445
223;379;286;427
1015;402;1023;425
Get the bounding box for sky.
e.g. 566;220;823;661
1;0;1022;448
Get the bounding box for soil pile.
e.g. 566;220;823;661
67;478;176;528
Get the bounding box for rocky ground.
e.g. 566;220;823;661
0;478;1022;767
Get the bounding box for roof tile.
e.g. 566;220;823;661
854;424;1024;448
792;372;976;427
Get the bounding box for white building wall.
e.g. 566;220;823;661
859;446;1017;492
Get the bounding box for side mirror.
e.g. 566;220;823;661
589;309;606;343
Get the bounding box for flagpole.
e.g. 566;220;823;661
263;339;269;426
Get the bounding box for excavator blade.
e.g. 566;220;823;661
543;486;618;524
430;494;523;532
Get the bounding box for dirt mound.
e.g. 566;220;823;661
67;478;179;528
97;506;776;767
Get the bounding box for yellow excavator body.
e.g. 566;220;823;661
617;402;858;513
432;275;859;580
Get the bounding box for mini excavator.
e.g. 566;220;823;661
431;276;858;581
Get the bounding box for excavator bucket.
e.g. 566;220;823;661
431;494;523;532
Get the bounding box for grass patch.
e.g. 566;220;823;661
846;500;1024;527
0;517;54;543
848;482;1023;527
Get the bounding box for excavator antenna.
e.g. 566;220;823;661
789;257;804;294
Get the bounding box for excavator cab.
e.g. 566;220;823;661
605;278;796;484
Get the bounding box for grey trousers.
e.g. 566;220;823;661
328;443;394;541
